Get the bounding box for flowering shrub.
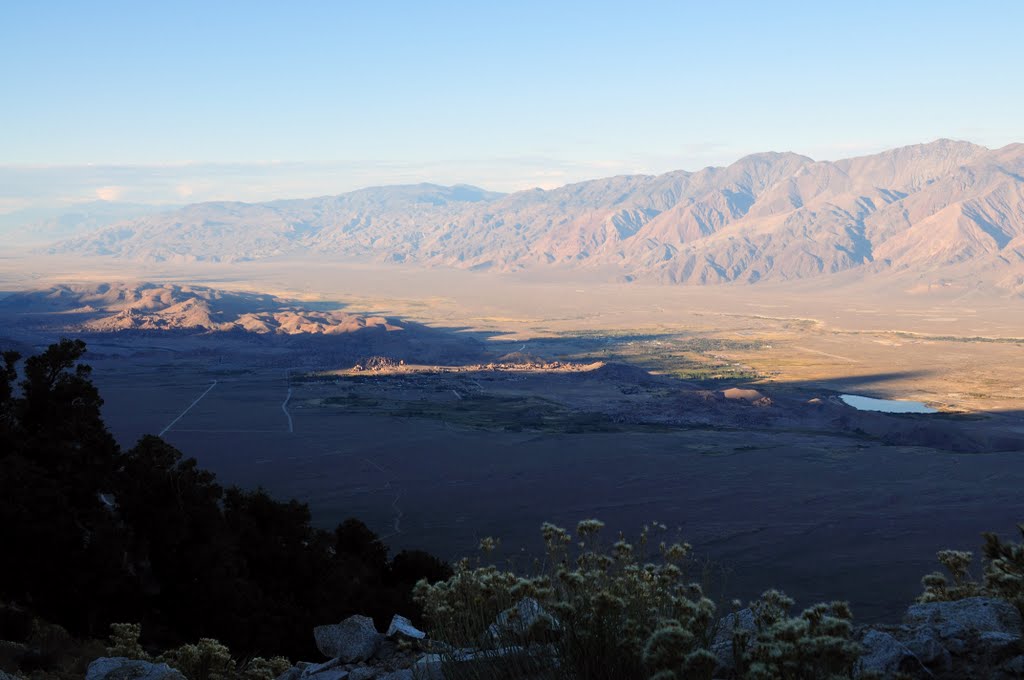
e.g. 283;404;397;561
734;590;859;680
415;520;717;680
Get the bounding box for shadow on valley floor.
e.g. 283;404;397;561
132;353;1024;628
8;328;1019;630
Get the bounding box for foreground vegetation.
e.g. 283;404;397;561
413;522;860;680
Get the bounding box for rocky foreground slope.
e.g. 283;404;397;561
48;140;1024;293
84;597;1024;680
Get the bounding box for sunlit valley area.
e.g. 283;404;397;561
2;3;1024;680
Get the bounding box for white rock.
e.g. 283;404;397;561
386;614;425;640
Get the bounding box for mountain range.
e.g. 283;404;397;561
45;140;1024;293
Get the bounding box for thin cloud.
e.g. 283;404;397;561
95;186;125;201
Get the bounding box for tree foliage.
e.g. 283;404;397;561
0;339;451;661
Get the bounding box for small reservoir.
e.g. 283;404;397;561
840;394;937;414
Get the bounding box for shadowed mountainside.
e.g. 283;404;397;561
46;140;1024;293
0;282;408;335
0;282;490;366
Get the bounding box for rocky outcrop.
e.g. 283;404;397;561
486;597;559;642
855;630;928;678
287;615;426;680
904;597;1022;638
86;657;186;680
313;615;383;663
853;597;1023;679
282;601;553;680
702;597;1024;679
709;607;756;672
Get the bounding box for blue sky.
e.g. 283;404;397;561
1;0;1021;210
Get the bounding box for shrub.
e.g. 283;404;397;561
102;624;290;680
237;656;293;680
918;525;1024;616
159;638;236;680
737;590;859;680
105;623;149;660
981;526;1024;614
918;550;984;603
415;520;717;680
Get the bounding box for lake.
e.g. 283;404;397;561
840;394;937;414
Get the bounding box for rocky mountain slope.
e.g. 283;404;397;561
48;140;1024;292
0;282;408;336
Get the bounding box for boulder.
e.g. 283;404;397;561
487;598;558;642
314;615;382;662
976;631;1023;662
854;630;928;679
904;597;1022;639
710;608;756;669
86;657;187;680
386;614;425;640
903;627;952;672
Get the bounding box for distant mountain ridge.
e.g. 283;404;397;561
47;140;1024;293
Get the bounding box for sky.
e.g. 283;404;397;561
1;0;1022;212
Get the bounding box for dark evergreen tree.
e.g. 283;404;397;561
0;339;452;660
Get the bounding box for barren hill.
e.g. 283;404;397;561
47;141;1024;292
0;282;408;335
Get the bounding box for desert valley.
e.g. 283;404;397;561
3;141;1023;632
9;4;1024;677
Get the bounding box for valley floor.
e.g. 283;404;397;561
3;257;1023;624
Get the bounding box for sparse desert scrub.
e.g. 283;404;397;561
919;524;1024;616
102;623;290;680
414;520;867;680
415;521;719;680
409;518;864;675
729;591;859;680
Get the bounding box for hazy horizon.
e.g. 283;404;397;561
3;0;1022;213
3;137;1021;217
